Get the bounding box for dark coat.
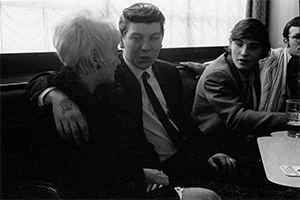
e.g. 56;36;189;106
26;52;218;186
115;54;218;176
27;67;158;199
192;53;288;139
115;55;205;147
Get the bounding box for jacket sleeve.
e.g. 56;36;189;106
162;62;219;164
26;71;59;106
204;69;288;137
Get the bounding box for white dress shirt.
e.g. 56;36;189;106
123;55;177;162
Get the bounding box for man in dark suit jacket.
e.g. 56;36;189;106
27;2;236;188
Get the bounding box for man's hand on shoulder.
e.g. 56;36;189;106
45;89;89;145
179;61;209;76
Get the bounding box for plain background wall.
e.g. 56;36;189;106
268;0;299;48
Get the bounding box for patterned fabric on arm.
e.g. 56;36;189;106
259;48;286;112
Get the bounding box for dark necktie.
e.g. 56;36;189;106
142;72;188;152
287;56;300;99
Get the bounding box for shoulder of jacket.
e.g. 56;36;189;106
155;59;176;68
261;47;284;61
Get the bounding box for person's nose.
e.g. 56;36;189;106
141;39;151;51
240;45;249;56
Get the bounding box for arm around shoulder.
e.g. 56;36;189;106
26;71;59;105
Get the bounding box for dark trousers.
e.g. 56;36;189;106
161;151;209;187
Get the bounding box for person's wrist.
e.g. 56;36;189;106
44;89;68;105
38;87;57;106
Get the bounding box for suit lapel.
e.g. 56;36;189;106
253;64;261;109
152;63;178;112
115;55;143;127
226;54;247;105
226;54;261;110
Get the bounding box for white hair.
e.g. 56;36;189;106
53;7;120;73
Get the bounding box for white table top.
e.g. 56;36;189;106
257;131;300;188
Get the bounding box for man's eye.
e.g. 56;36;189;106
131;37;141;41
150;37;159;41
249;45;261;51
235;41;243;47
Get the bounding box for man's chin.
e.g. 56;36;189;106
136;61;153;70
106;78;115;85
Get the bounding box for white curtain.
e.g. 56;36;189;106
0;0;246;53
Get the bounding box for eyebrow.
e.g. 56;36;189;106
150;32;161;36
234;39;260;43
130;32;161;37
249;42;261;45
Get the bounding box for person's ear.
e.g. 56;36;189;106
228;41;232;51
90;50;101;69
283;38;291;48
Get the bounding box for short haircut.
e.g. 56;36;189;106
282;16;300;40
118;2;165;36
229;18;271;59
53;8;120;74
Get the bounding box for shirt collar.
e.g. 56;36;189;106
123;54;153;80
237;67;255;83
285;47;300;62
286;48;292;62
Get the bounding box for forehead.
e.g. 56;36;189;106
126;22;162;35
289;26;300;35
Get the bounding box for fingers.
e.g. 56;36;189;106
144;169;167;193
209;160;220;173
179;62;196;69
155;171;169;185
228;157;237;177
221;156;237;178
61;120;72;138
144;169;169;185
51;96;90;145
146;183;156;193
56;118;72;139
65;120;89;145
146;183;152;193
77;116;89;142
70;121;82;145
208;154;237;178
150;183;159;191
146;183;163;193
55;118;67;139
54;117;89;146
179;61;190;66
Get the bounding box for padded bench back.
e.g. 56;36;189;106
1;85;27;121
